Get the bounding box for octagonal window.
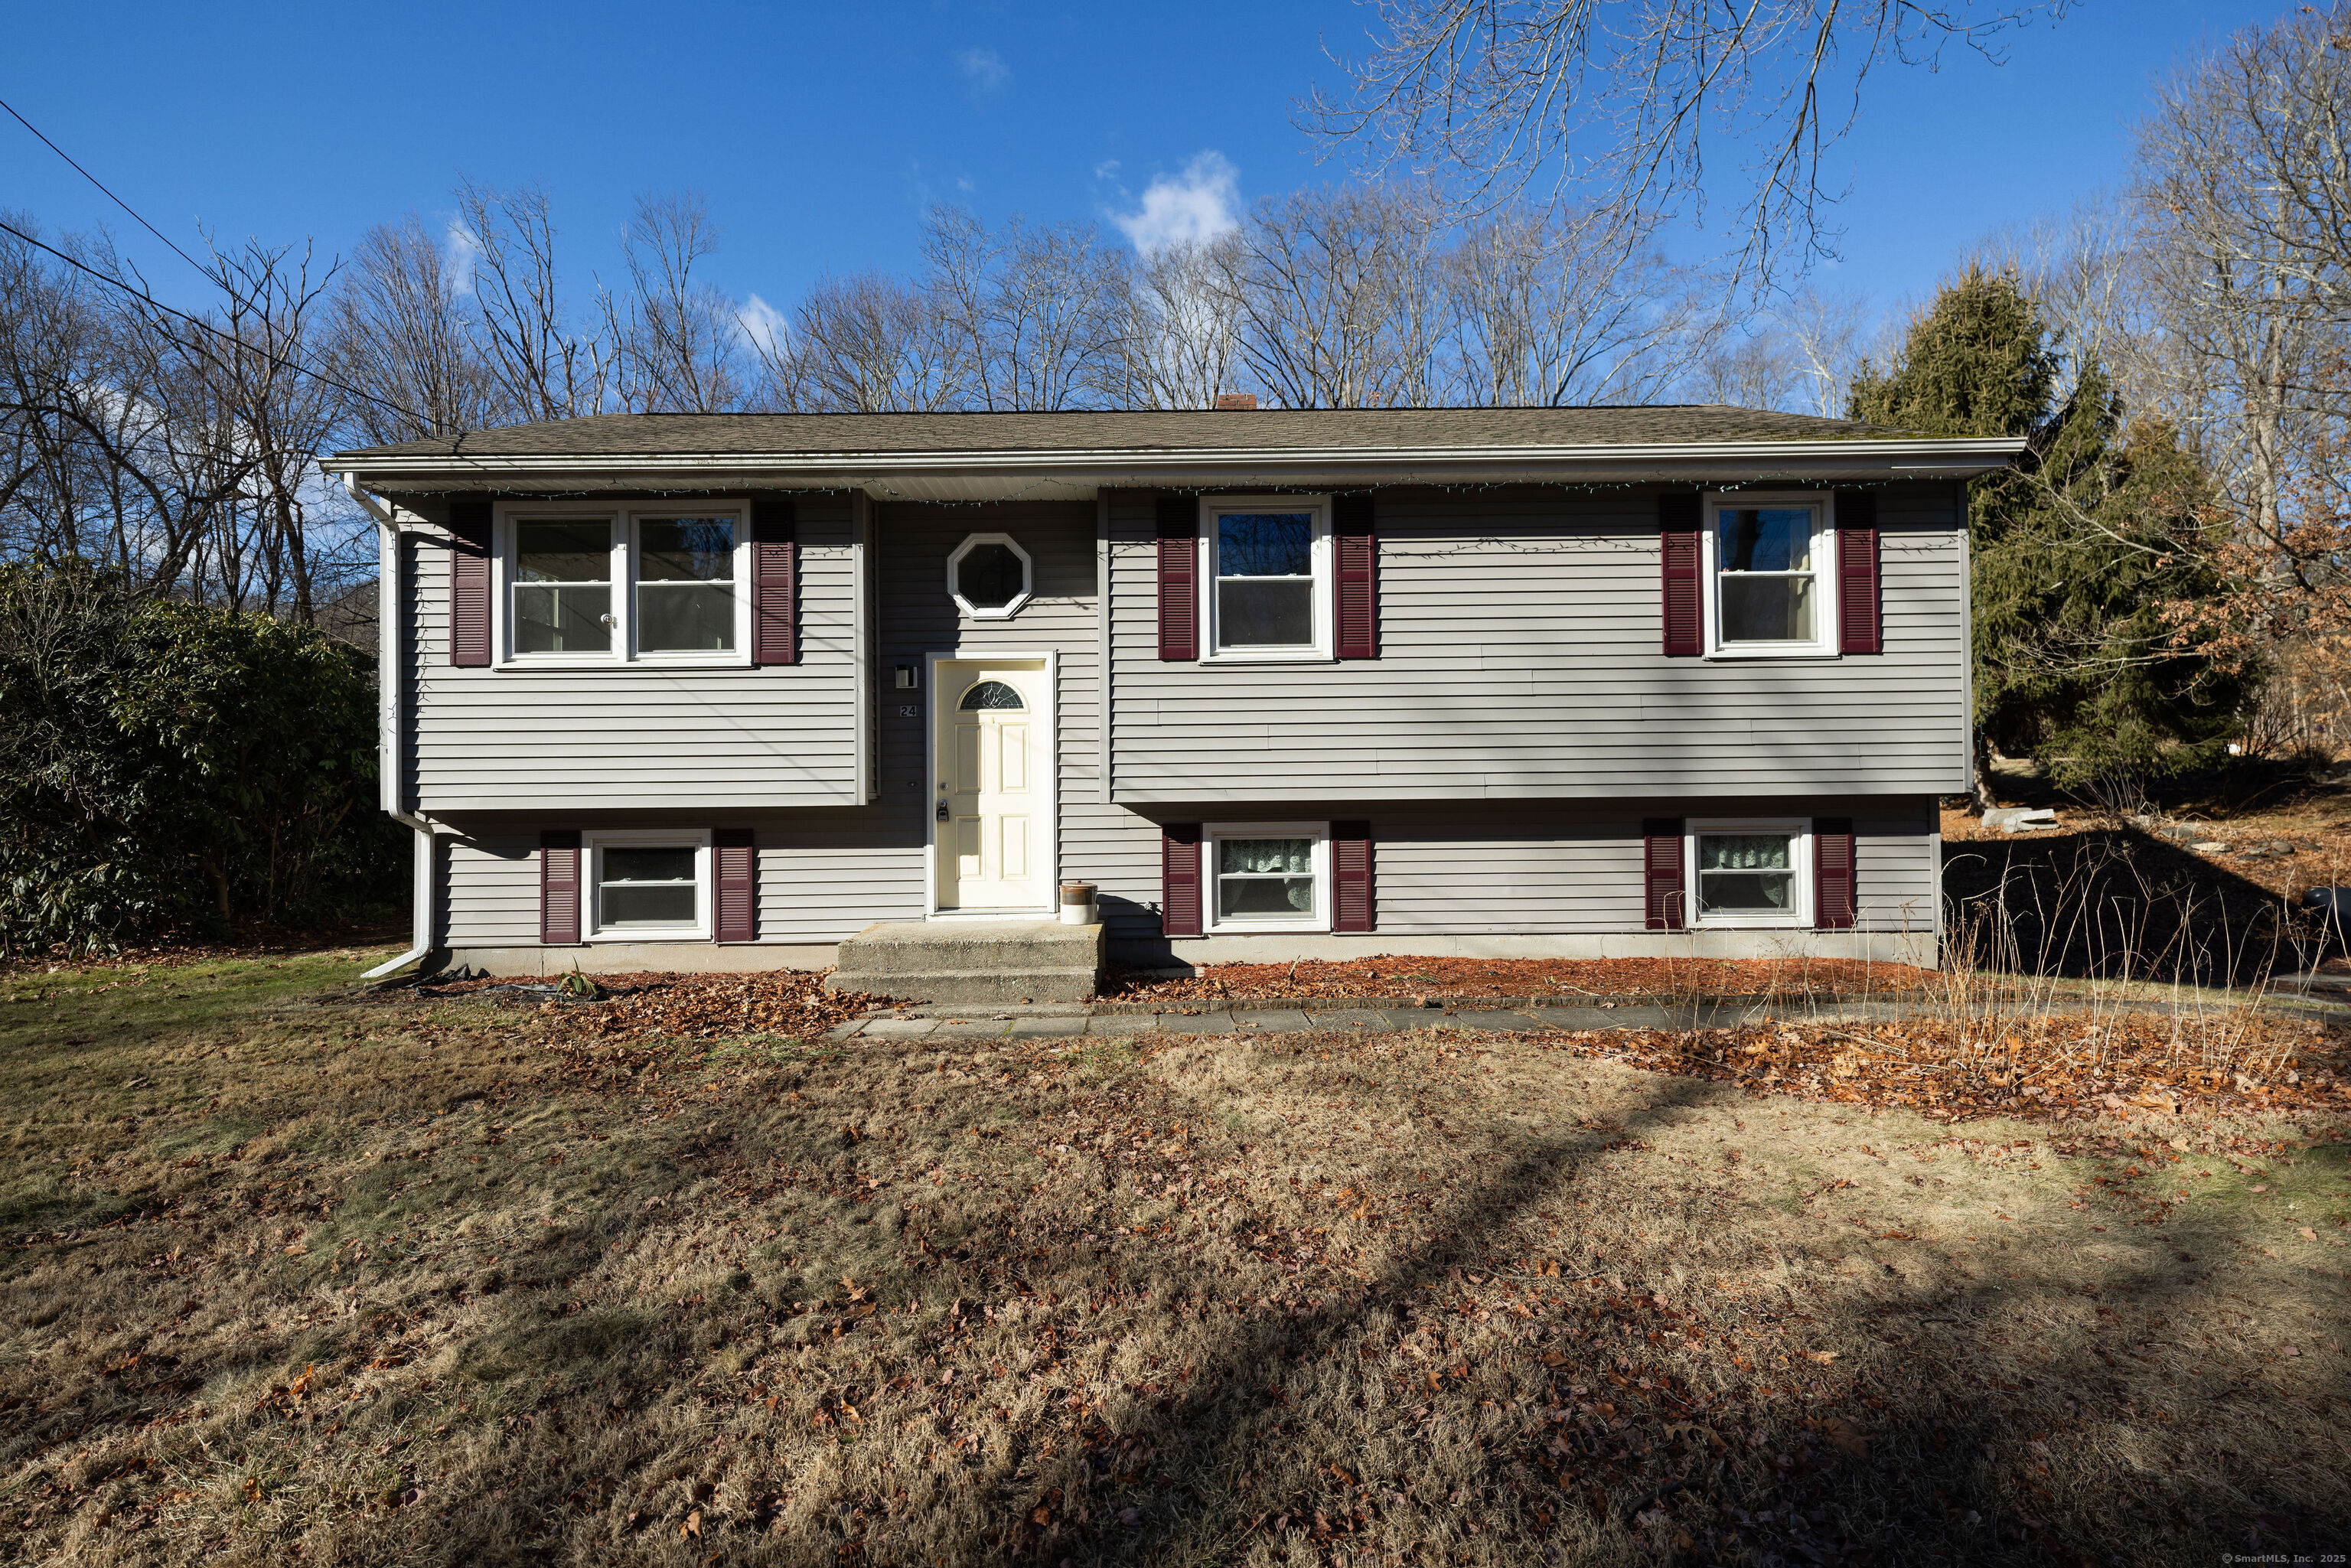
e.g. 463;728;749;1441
947;533;1032;619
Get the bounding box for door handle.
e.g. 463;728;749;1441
937;802;951;822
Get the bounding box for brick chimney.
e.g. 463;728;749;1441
1213;393;1257;410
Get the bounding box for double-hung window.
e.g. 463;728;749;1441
1200;497;1330;660
1204;822;1328;933
514;520;614;654
1686;820;1810;927
635;516;739;654
1704;493;1837;657
498;504;752;666
582;830;710;939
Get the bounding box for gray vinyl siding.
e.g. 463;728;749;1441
433;797;1938;949
1076;797;1939;947
399;494;862;813
1106;482;1968;803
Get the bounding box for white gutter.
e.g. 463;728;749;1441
345;473;436;983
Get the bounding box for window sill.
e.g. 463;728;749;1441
1702;647;1841;663
491;655;750;671
583;929;712;943
1688;919;1811;931
1203;922;1332;937
1196;651;1335;666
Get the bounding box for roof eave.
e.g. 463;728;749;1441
324;437;2026;501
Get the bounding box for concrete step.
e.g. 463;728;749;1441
827;919;1104;1004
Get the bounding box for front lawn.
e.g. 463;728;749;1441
2;954;2346;1563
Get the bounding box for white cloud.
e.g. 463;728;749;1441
735;293;787;354
957;47;1009;93
1093;158;1122;181
954;174;977;193
443;215;481;294
1111;152;1240;256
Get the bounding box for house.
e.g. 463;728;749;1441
326;406;2023;989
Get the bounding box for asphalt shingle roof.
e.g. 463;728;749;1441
335;405;1916;462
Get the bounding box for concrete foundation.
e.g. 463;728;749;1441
441;943;840;976
1123;928;1938;969
827;919;1106;1003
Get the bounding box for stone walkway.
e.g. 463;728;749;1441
826;997;1924;1042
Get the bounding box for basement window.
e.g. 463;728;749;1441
1204;822;1329;934
1685;820;1809;927
584;830;710;940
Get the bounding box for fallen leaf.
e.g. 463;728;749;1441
683;1508;701;1538
1821;1416;1870;1458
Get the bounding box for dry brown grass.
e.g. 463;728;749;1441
3;954;2348;1564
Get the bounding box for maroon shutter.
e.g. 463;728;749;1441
1834;491;1881;654
540;829;582;944
1642;818;1685;931
752;498;797;666
1815;817;1857;930
448;499;492;667
1161;823;1202;936
1659;491;1702;657
714;827;756;943
1335;494;1377;659
1156;496;1197;661
1331;820;1373;932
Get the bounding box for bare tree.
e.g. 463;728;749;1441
789;272;970;412
603;192;751;415
1443;206;1710;405
922;208;1125;411
1112;236;1246;409
168;236;346;620
1308;0;2074;283
2133;7;2351;556
1233;184;1449;408
453;180;610;422
330;214;503;443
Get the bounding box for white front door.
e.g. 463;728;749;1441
934;663;1046;911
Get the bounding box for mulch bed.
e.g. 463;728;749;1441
1106;955;1939;1004
409;969;890;1041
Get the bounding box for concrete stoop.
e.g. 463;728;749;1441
825;919;1104;1004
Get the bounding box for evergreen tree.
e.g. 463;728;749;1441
1848;269;2248;774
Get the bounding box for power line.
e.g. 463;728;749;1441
0;96;427;430
0;217;416;424
0;94;214;284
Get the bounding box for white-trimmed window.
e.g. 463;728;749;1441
1704;492;1837;657
497;504;751;666
1199;496;1330;660
1686;819;1810;927
511;516;616;656
583;829;711;940
947;532;1032;619
1205;821;1329;933
632;514;746;658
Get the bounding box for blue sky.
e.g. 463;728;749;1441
1;0;2292;328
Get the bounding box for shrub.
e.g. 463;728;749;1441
0;565;401;954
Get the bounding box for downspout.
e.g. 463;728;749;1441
346;473;437;981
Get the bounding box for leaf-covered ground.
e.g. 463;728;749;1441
2;952;2347;1564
